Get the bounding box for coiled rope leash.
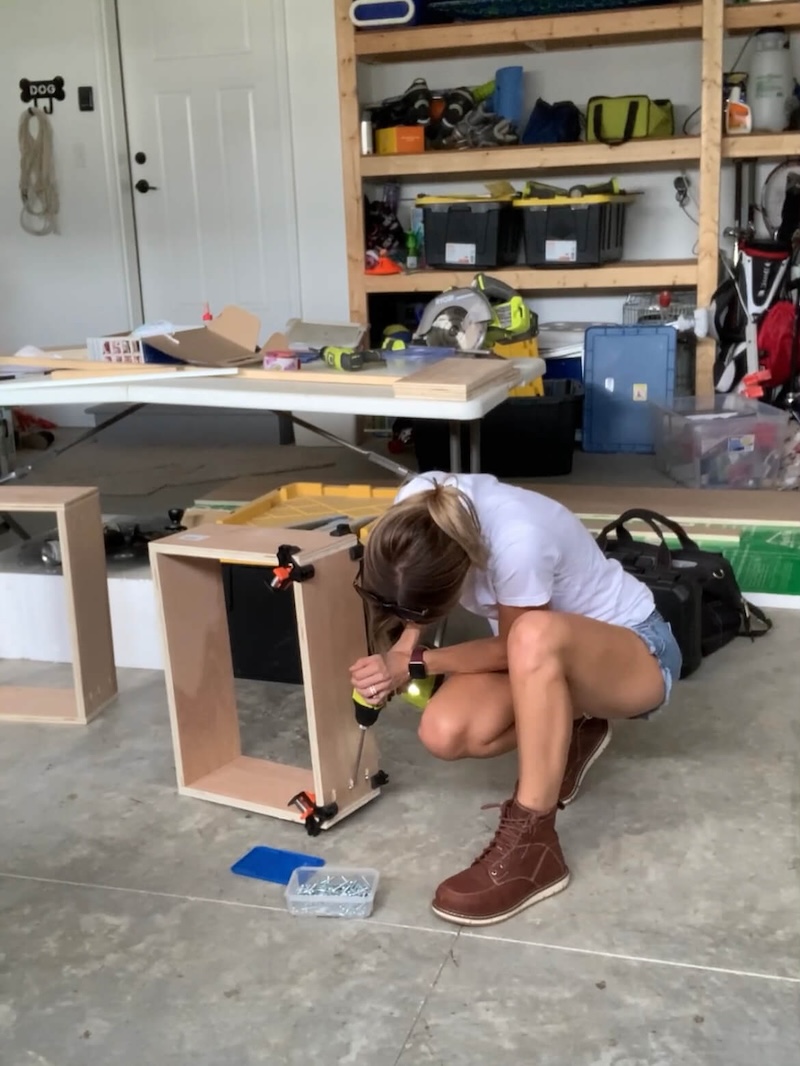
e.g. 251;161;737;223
19;108;59;236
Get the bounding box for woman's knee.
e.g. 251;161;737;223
507;611;568;676
418;704;468;760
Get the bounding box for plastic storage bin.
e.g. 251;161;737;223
582;326;680;454
515;194;635;267
285;866;380;919
419;197;522;269
413;378;583;476
652;396;786;489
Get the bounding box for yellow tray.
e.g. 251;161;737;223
222;481;397;528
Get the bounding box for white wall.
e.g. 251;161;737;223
0;0;133;353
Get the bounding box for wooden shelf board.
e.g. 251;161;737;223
354;2;702;61
364;260;697;294
725;1;800;35
184;756;313;820
722;132;800;160
0;687;80;725
361;137;701;181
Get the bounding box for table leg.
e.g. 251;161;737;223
448;421;461;473
0;407;15;479
277;412;295;446
468;420;481;474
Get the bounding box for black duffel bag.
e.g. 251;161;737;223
596;508;772;678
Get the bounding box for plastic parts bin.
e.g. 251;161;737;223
652;395;786;488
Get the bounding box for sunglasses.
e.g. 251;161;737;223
353;563;431;624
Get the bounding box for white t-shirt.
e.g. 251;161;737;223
395;472;653;631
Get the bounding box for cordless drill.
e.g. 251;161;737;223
350;689;385;788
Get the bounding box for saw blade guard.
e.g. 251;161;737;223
415;288;493;350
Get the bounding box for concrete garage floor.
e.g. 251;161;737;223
1;424;799;1065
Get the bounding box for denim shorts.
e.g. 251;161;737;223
628;609;683;719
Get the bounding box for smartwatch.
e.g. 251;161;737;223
408;645;429;680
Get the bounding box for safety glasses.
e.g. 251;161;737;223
353;562;431;624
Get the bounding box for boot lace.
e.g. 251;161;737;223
472;800;530;867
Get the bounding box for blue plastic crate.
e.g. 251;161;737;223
582;325;676;454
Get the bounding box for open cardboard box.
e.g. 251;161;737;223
143;306;263;368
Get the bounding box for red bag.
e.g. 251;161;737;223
756;300;796;388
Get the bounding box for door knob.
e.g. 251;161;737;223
134;151;147;165
135;178;158;193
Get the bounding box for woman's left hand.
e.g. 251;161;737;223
350;651;410;705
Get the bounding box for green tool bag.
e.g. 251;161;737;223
586;95;674;146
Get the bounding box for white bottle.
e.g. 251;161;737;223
749;29;794;132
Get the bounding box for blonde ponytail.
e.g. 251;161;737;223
423;482;488;569
359;480;487;651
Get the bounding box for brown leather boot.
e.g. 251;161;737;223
559;717;611;806
431;798;569;926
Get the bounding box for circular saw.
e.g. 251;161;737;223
414;287;493;350
415;274;534;351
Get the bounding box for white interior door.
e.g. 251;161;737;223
117;0;300;334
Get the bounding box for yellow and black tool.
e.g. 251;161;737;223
351;690;384;789
473;273;535;345
322;346;364;372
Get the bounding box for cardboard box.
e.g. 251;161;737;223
143;306;262;367
376;125;425;155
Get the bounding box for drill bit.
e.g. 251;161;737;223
349;727;368;790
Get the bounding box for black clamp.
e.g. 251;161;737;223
287;790;339;837
370;770;390;790
329;524;364;562
270;544;315;591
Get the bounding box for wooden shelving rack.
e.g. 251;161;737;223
335;0;800;392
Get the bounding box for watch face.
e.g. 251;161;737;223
409;647;427;680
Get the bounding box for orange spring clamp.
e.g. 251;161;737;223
269;544;315;591
287;791;339;837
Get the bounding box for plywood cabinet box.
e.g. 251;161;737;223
149;524;383;828
0;486;117;724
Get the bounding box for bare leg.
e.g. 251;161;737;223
508;612;665;812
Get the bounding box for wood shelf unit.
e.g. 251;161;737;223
725;1;800;35
364;260;698;294
336;0;797;394
722;132;800;160
361;137;702;181
354;2;703;61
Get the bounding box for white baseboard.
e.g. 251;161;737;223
0;568;162;670
743;592;800;612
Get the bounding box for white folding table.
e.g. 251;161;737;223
0;358;545;478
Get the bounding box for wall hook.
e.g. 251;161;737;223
20;77;65;115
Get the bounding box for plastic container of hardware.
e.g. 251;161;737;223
285;866;380;918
